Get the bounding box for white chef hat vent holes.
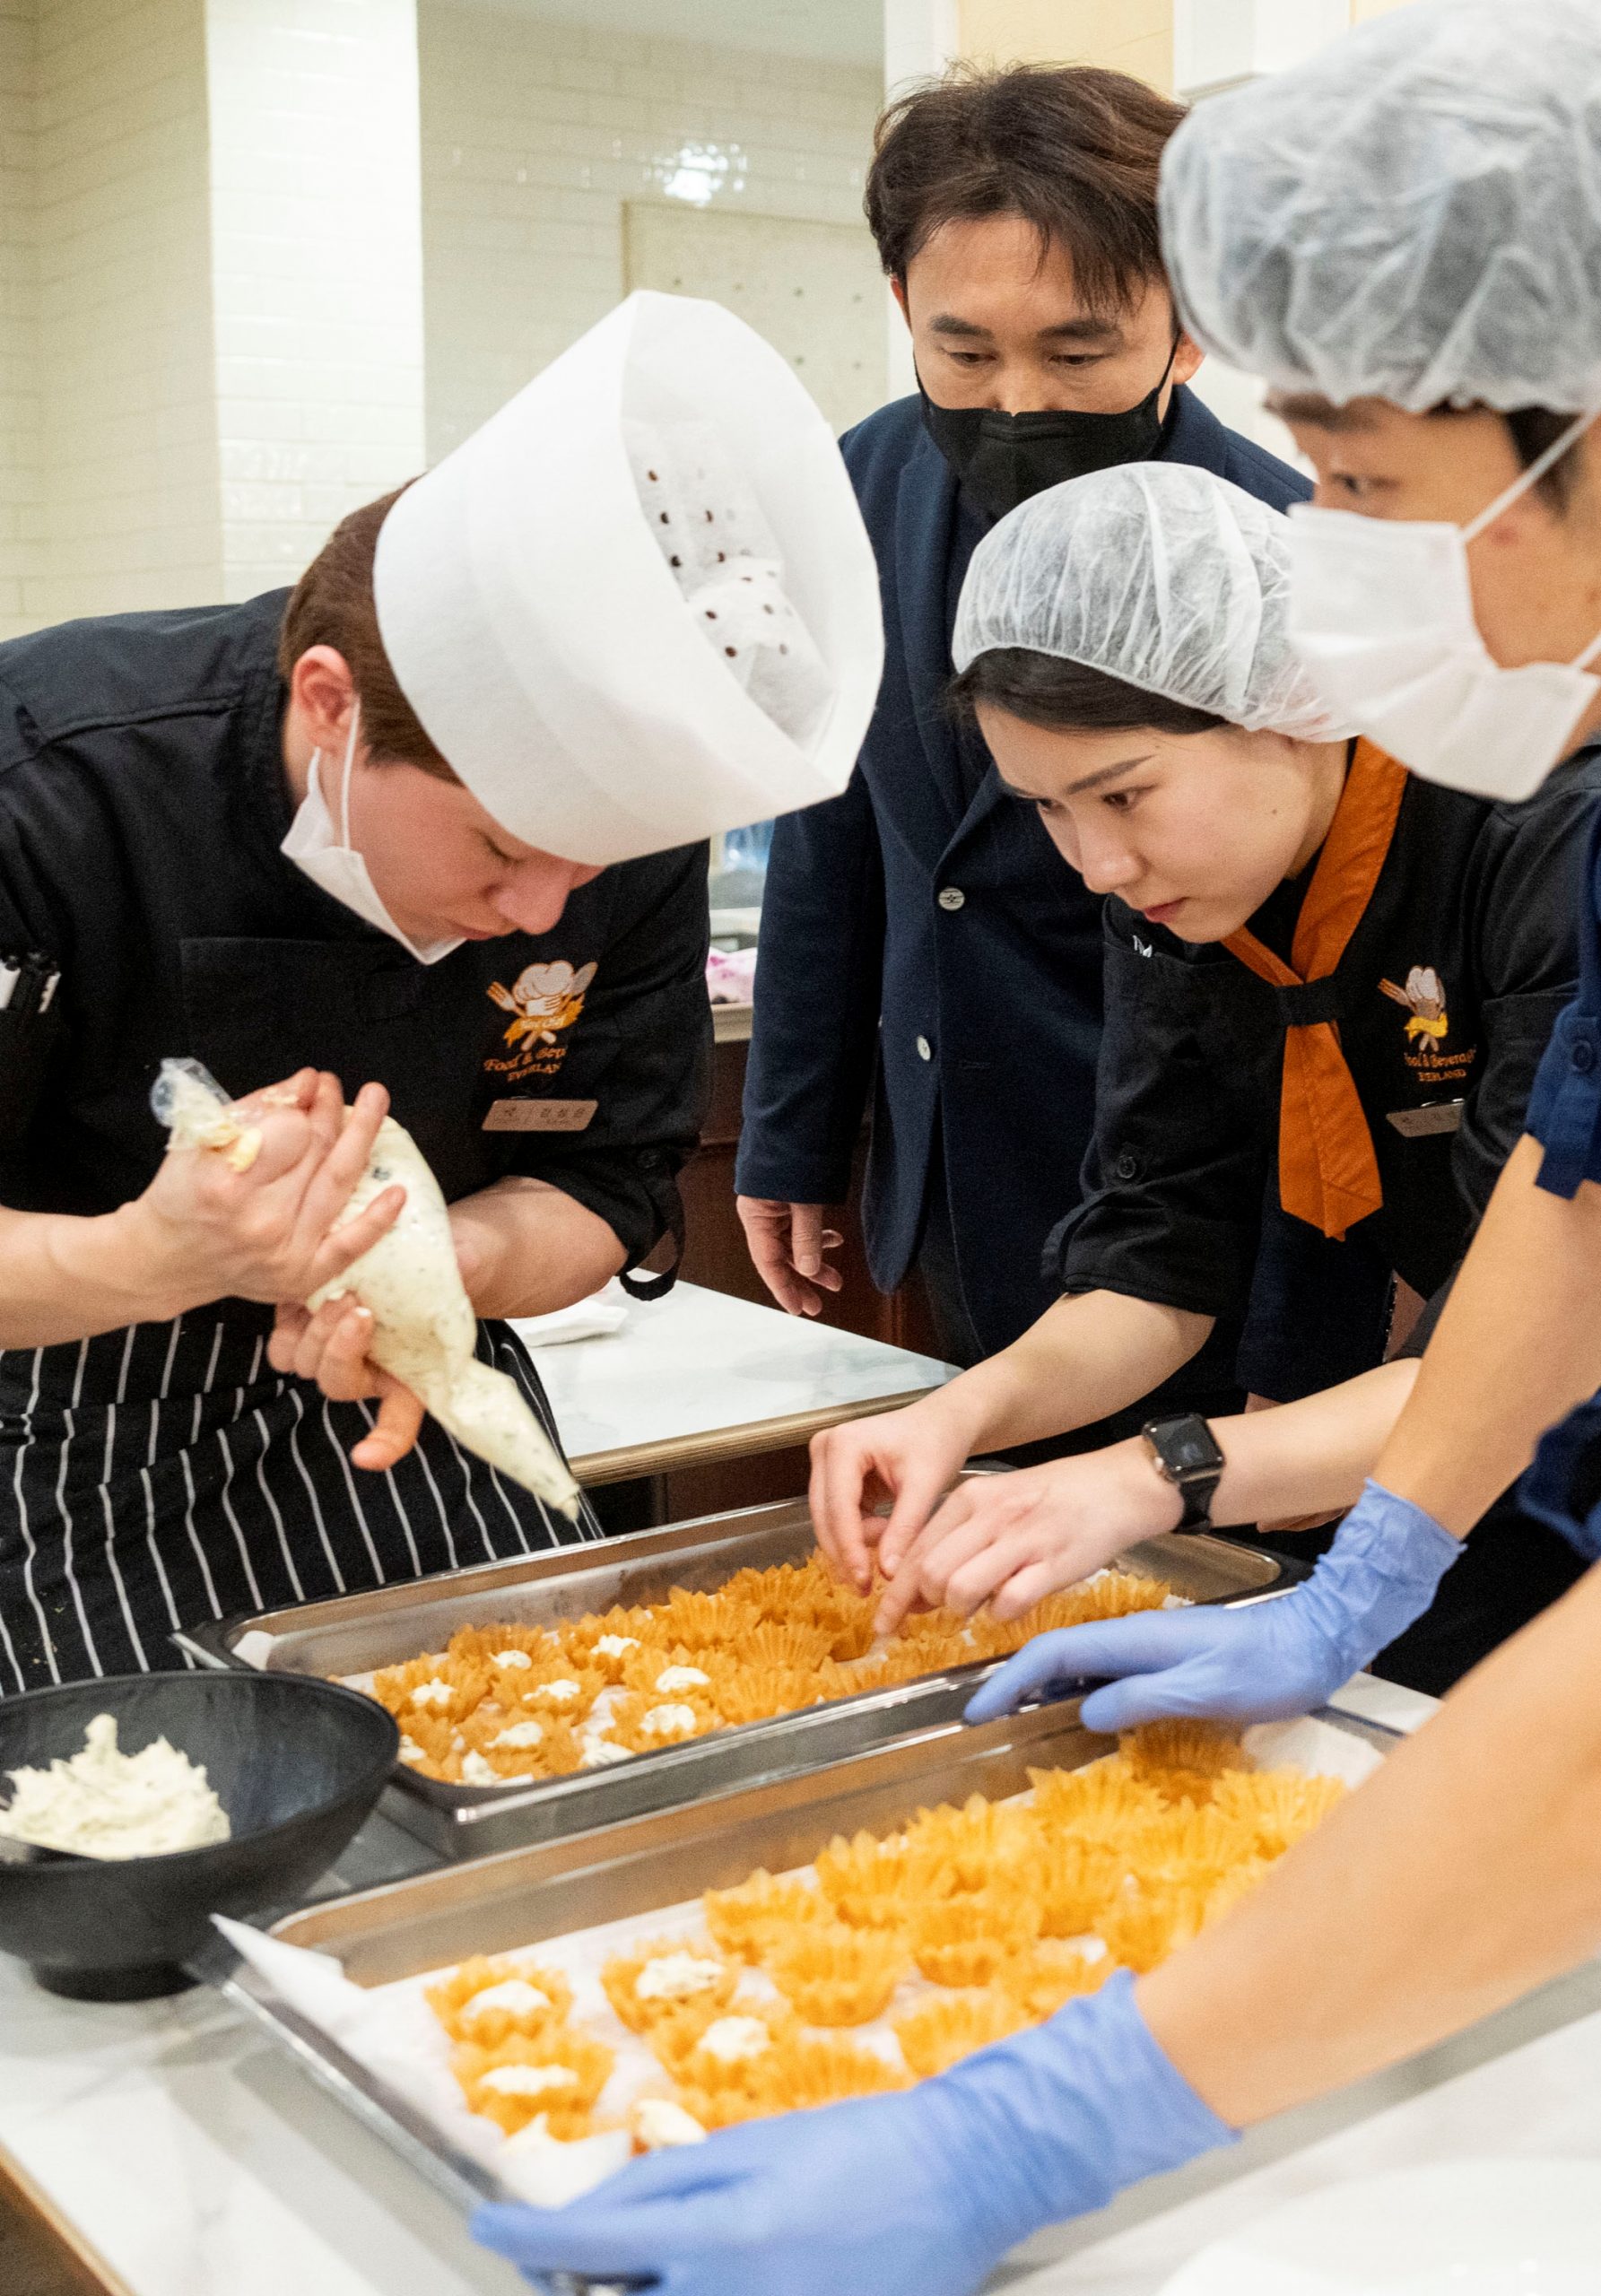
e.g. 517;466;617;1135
371;291;883;867
624;417;833;750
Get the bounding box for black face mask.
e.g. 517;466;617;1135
919;335;1180;522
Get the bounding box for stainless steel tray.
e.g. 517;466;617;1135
221;1695;1398;2234
178;1497;1301;1860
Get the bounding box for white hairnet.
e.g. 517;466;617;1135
953;462;1351;741
1160;0;1601;414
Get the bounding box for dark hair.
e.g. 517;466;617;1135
277;485;457;779
1504;406;1585;509
866;63;1185;315
951;647;1226;736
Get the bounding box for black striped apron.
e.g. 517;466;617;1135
0;1302;603;1693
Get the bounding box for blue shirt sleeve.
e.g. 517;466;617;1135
1526;804;1601;1196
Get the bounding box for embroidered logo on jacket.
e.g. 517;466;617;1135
484;960;596;1081
1379;966;1448;1042
1380;966;1476;1090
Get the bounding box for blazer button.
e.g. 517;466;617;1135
937;886;966;911
1114;1148;1142;1181
1572;1037;1597;1074
916;1034;933;1062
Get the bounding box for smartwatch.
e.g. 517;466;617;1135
1141;1413;1226;1535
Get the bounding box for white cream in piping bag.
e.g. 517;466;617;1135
0;1715;230;1858
152;1059;580;1518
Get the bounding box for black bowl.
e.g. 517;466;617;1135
0;1671;398;2001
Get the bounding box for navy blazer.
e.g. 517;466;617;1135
737;387;1310;1358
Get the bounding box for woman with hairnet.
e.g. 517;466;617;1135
473;8;1601;2293
808;459;1596;1694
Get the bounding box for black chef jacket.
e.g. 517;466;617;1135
1050;751;1601;1348
0;590;711;1692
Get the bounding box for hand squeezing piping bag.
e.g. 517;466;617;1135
152;1058;580;1518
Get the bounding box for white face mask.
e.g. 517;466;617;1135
1289;408;1601;802
281;703;465;965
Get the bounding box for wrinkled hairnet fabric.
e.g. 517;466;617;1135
953;462;1353;741
1159;0;1601;413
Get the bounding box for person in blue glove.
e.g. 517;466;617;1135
474;7;1601;2288
812;455;1594;1698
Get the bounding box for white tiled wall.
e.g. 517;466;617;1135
206;0;427;603
418;4;885;461
0;1;38;641
30;0;221;623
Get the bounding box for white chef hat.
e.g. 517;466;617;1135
372;291;883;865
1158;0;1601;415
953;463;1353;742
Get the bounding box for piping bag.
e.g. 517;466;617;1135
152;1058;580;1518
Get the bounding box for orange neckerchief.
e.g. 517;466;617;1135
1223;739;1409;1240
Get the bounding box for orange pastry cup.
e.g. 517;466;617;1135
601;1939;737;2033
445;1622;554;1674
1211;1769;1345;1857
606;1691;720;1755
1033;1839;1126;1938
648;1588;762;1652
456;1714;582;1781
709;1666;827;1729
1120;1719;1249;1781
901;1795;1035;1896
1000;1944;1113;2022
892;1987;1028;2077
1077;1571;1174;1622
371;1650;487;1728
671;2082;768;2131
814;1830;920;1923
1122;1803;1256;1888
1095;1883;1211;1973
909;1892;1040;1989
648;2002;798;2092
703;1871;829;1962
764;1924;909;2025
453;2031;614;2135
1027;1757;1166;1839
511;1665;605;1716
427;1955;573;2046
751;2032;909;2111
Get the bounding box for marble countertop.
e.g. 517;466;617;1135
8;1672;1597;2296
514;1281;954;1483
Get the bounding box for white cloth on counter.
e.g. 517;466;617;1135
373;290;883;866
512;1282;631;1349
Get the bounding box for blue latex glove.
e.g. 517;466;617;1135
966;1480;1460;1734
471;1971;1231;2296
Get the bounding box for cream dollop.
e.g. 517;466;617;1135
410;1678;454;1711
697;2015;771;2065
463;1978;553;2023
632;2098;707;2149
490;1720;545;1751
579;1736;633;1770
654;1665;710;1693
478;2063;579;2098
640;1703;699;1739
492;1649;534;1671
0;1715;230;1859
633;1952;725;2004
594;1635;639;1658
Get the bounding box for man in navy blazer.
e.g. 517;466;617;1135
736;65;1312;1399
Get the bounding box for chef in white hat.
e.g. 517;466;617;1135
0;290;883;1693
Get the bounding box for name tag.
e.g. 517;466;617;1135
1386;1100;1463;1139
483;1098;597;1134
